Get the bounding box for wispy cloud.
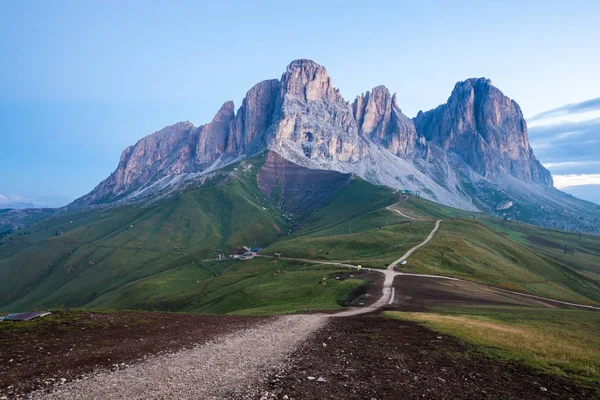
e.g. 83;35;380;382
543;161;600;171
528;110;600;128
529;97;600;122
528;99;600;176
528;96;600;205
553;174;600;189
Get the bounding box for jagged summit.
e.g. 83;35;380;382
414;77;552;185
71;61;599;233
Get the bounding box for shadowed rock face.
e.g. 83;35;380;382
196;101;235;165
414;78;552;185
258;151;351;216
227;79;279;155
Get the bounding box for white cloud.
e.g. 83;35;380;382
553;174;600;189
0;194;8;203
544;161;600;170
528;109;600;128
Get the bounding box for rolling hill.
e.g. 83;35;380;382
2;154;599;313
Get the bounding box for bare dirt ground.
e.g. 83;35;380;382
389;275;569;310
242;315;596;400
27;315;327;400
0;311;268;399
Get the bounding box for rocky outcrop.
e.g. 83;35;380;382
226;79;279;155
76;60;556;217
353;85;417;156
77;121;197;204
273;59;364;163
196;101;235;165
414;78;552;185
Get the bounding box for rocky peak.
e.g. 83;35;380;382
414;77;552;185
279;59;339;102
353;85;416;155
226;79;279;155
212;101;235;124
77;62;556;214
196;101;235;165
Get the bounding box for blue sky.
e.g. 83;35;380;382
1;0;599;207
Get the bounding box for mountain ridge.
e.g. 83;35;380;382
71;59;600;233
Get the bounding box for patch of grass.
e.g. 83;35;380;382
400;196;481;220
86;259;371;315
293;179;399;237
265;221;434;268
385;307;600;385
0;310;92;337
482;218;600;279
406;219;600;305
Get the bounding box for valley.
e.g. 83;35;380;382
1;58;600;399
2;154;600;398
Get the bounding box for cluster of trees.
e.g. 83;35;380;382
0;228;13;239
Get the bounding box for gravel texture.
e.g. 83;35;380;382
30;315;327;400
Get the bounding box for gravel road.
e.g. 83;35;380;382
31;315;327;400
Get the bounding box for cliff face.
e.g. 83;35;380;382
273;59;365;163
353;85;417;156
77;60;554;213
79;59;422;204
195;101;235;165
414;78;552;185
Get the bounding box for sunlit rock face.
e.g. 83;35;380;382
353;85;417;156
72;59;600;234
79;60;552;204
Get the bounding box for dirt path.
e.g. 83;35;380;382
385;194;419;220
387;206;417;220
389;219;441;268
333;220;444;317
492;286;600;310
31;315;327;400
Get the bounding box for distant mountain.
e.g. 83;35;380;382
71;60;600;233
0;208;56;236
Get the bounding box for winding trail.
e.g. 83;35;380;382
33;197;599;399
385;195;419;220
389;220;441;268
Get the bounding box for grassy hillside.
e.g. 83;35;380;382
266;221;434;268
87;258;374;315
291;178;399;236
483;219;600;281
263;180;434;267
0;159;390;314
405;219;600;305
0;158;291;311
2;158;599;314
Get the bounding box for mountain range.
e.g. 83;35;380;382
71;59;599;233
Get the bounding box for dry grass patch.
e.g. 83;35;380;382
385;309;600;384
